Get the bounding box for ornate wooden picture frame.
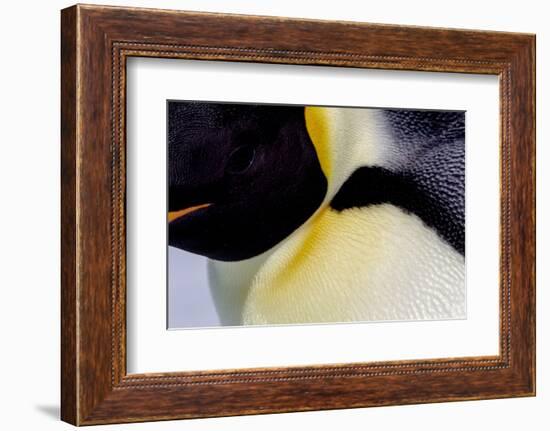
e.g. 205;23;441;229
61;4;535;425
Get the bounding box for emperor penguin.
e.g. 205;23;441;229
168;102;465;326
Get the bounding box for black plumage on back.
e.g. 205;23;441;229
330;110;465;254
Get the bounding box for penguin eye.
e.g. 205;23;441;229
226;144;256;174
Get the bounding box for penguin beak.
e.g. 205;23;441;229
168;203;212;223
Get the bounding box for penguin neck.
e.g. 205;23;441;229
305;106;397;205
208;107;399;325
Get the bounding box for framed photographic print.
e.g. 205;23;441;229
61;4;536;425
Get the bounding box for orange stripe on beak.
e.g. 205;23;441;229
168;203;211;222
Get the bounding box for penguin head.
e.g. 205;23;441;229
168;102;328;261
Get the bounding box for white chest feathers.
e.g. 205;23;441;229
208;204;465;326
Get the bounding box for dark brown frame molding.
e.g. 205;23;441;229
61;4;536;425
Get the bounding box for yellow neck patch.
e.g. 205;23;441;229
304;107;332;180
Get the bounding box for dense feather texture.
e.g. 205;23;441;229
330;158;464;254
382;110;465;253
207;107;465;325
238;205;465;324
